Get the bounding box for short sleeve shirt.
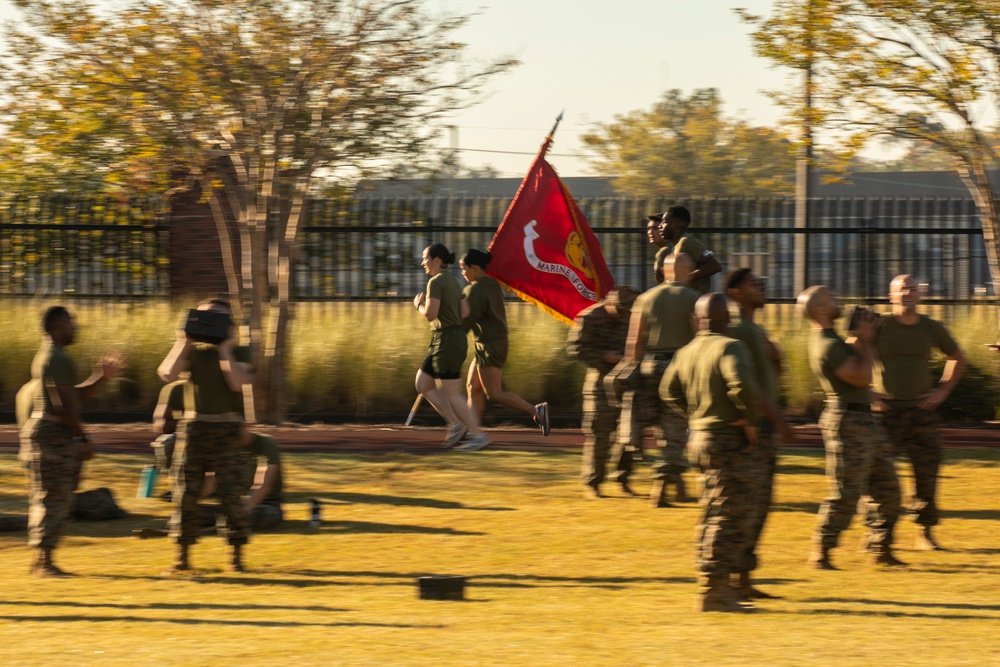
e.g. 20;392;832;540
657;234;714;293
188;344;252;416
728;316;779;408
462;276;508;342
31;340;78;416
157;380;186;419
634;282;699;351
810;328;869;403
875;315;959;406
427;272;464;330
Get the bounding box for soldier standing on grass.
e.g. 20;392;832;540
158;299;253;574
660;293;760;613
724;268;796;600
797;285;904;570
568;286;638;498
874;275;965;551
22;306;125;577
619;254;699;507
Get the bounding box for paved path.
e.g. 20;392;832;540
1;423;997;455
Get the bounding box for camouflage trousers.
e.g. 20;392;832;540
580;380;630;488
734;421;777;574
170;421;249;546
618;355;688;481
879;407;941;527
815;407;901;552
688;429;758;578
23;420;83;549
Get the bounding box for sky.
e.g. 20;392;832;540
0;0;795;177
435;0;793;176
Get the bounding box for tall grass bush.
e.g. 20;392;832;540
1;299;997;423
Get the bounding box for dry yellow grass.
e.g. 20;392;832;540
1;446;998;666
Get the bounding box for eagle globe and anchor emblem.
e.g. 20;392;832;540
521;220;598;301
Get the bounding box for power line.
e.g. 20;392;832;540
454;147;591;158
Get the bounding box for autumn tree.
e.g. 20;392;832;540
738;0;1000;299
0;0;516;421
580;88;797;197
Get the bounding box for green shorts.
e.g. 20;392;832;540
474;337;509;369
423;326;467;379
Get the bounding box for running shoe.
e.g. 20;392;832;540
534;402;550;436
456;433;491;452
443;423;468;448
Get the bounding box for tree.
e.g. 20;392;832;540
580;88;797;197
0;0;516;422
738;1;1000;300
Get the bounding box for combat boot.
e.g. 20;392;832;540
874;547;907;567
649;480;673;508
163;544;190;575
698;575;755;613
914;526;942;551
809;546;837;570
733;571;780;600
32;548;69;578
230;544;245;573
674;475;693;503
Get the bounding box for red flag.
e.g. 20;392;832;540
487;152;615;324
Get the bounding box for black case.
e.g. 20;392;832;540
184;309;232;345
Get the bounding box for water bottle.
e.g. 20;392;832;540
309;498;321;527
137;465;159;498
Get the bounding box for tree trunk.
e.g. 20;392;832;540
958;160;1000;332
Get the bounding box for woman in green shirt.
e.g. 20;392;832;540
460;249;549;436
414;243;490;450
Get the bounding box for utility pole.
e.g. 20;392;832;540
793;0;814;296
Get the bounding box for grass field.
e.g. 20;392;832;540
1;446;998;666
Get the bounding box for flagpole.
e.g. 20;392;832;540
539;110;565;159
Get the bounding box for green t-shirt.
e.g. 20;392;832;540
462;275;508;342
158;380;186;419
634;281;699;352
426;272;464;330
31;340;78;416
187;344;252;417
728;316;779;409
657;234;714;293
660;331;758;432
809;328;869;403
874;315;959;407
246;433;283;504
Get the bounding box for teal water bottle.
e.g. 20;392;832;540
137;465;159;498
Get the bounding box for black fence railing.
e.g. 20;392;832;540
0;194;990;302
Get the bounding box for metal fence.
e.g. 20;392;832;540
0;193;990;302
0;194;168;297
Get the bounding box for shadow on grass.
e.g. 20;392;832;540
780;608;998;620
323;491;514;512
318;520;486;536
940;508;1000;521
770;501;821;514
0;600;348;613
776;464;824;476
804;597;1000;612
0;613;439;629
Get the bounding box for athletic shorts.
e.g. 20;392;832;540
474;337;508;369
422;326;467;379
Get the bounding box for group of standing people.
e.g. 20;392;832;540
568;205;965;613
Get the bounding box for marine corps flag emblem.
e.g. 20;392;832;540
486;122;614;324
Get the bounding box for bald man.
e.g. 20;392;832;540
798;286;903;569
661;293;760;613
874;275;965;551
619;253;700;507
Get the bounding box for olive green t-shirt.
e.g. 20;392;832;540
187;344;252;417
728;316;779;408
158;380;186;419
656;234;714;293
874;315;959;407
660;331;758;432
809;328;869;404
426;272;464;330
462;275;508;342
634;281;699;351
246;433;283;504
31;340;78;416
